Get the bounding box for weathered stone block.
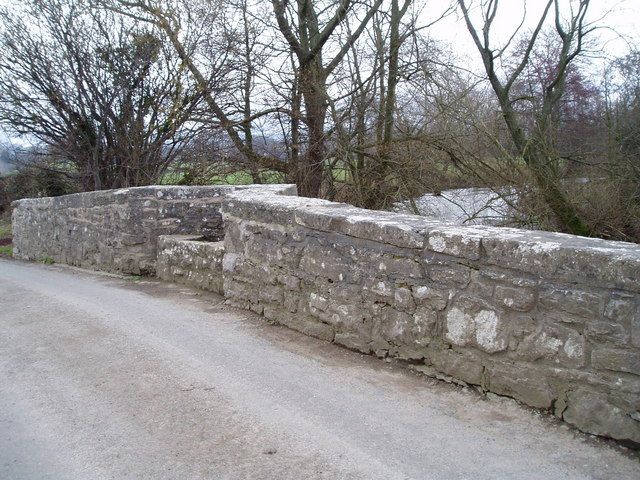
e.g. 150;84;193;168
222;221;245;253
376;306;436;347
585;319;630;345
278;273;301;291
604;293;636;323
539;286;604;319
514;323;585;367
425;348;484;386
309;293;329;312
393;287;416;313
591;348;640;375
334;332;370;353
633;306;640;348
444;307;475;347
395;345;428;360
486;364;554;409
223;279;256;303
295;204;432;249
426;228;482;260
494;285;536;312
222;252;240;272
375;254;423;279
474;309;510;353
258;285;284;304
283;292;299;313
562;331;587;367
299;246;353;282
466;272;495;298
411;285;449;310
327;303;370;334
428;264;471;288
328;283;363;302
563;389;640;445
365;279;393;298
245;237;294;268
263;306;335;342
445;298;509;353
516;330;563;362
480;267;539;288
413;307;438;340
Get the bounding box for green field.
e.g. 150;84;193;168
160;167;286;186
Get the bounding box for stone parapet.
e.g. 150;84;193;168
11;184;296;274
221;188;640;445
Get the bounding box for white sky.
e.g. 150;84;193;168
425;0;639;69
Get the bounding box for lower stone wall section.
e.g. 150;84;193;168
157;235;224;295
221;189;640;446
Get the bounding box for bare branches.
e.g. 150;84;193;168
456;0;596;235
324;0;384;76
272;0;303;58
100;0;287;174
0;0;206;189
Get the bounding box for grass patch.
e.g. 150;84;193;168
0;216;12;257
41;256;55;265
0;218;11;238
160;166;286;186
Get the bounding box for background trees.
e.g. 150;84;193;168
0;0;638;241
0;0;205;190
457;0;596;235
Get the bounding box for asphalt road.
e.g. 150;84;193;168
1;258;638;479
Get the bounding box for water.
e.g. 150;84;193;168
396;187;517;225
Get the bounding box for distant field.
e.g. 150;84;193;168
160;167;286;186
161;160;350;186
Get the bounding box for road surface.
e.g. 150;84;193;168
1;259;638;479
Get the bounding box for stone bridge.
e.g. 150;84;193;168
11;184;640;446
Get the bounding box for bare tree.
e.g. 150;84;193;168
271;0;384;196
100;0;289;178
0;0;204;190
457;0;595;235
361;0;414;208
318;2;456;208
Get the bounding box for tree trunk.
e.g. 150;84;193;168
525;147;592;236
297;62;327;198
500;96;592;236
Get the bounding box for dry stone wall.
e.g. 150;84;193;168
11;185;295;274
221;189;640;445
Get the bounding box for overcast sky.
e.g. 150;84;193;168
425;0;639;70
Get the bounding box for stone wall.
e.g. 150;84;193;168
11;185;295;275
157;235;225;294
221;189;640;445
11;183;640;445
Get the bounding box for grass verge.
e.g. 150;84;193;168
0;215;12;257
